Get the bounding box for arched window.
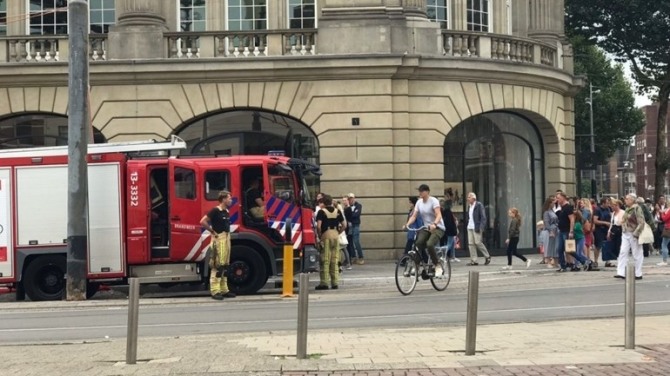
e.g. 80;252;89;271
175;109;320;195
444;112;543;250
0;113;106;148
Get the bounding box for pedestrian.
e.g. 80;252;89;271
605;200;624;267
580;198;595;265
637;197;656;257
614;194;645;280
572;210;587;271
541;196;559;267
441;201;460;262
659;205;670;266
403;184;445;277
654;196;667;255
200;190;237;300
315;194;346;290
555;192;593;272
501;208;531;270
465;192;491;266
594;198;612;267
344;193;364;265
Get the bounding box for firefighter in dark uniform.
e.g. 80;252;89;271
315;194;346;290
200;190;237;300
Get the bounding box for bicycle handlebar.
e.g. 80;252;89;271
405;225;430;232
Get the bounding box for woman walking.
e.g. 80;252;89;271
502;208;531;270
605;200;624;267
541;196;559;267
614;194;645;280
659;205;670;266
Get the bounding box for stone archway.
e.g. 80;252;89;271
173;108;320;194
0;112;106;148
443;111;547;252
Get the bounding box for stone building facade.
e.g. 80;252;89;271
0;0;582;257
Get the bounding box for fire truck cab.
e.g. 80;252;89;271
0;137;320;301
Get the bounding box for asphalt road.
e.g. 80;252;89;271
1;269;669;345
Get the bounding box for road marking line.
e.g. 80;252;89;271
1;300;669;333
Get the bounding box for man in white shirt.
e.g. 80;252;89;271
466;192;491;265
404;184;445;276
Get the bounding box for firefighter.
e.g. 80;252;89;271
200;190;237;300
315;194;346;290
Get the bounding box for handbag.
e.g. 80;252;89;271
565;239;577;254
639;223;654;244
663;228;670;239
338;231;348;245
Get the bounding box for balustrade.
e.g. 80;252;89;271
0;30;557;69
442;32;480;57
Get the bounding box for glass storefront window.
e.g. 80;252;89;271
444;112;543;250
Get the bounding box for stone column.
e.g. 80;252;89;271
318;0;440;55
528;0;564;42
511;0;529;37
107;0;168;59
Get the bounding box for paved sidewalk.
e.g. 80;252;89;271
2;315;669;375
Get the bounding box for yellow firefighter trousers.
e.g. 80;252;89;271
319;238;340;287
209;232;231;295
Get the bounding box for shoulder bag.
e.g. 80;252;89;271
639;223;654;244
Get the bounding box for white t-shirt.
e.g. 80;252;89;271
468;203;475;230
414;196;445;230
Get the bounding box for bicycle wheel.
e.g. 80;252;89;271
395;255;418;295
430;257;451;291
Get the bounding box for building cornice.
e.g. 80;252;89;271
0;54;580;97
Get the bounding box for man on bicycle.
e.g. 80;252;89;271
403;184;445;277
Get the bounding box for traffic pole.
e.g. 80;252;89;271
282;219;294;297
66;0;90;301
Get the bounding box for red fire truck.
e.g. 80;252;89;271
0;136;320;301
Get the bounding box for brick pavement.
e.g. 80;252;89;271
282;345;670;375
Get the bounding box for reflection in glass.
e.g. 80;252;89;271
444;112;543;251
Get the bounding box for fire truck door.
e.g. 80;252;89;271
168;160;206;262
0;168;13;279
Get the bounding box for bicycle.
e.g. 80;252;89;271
395;225;452;295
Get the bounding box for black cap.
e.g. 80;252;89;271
418;184;430;192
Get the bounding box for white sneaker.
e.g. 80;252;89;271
526;259;532;269
434;265;444;277
450;257;461;263
346;265;353;270
501;265;511;270
657;262;668;266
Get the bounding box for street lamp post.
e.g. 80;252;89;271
586;82;600;199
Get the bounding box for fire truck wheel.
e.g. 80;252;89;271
23;255;66;301
228;246;268;295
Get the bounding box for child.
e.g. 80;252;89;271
502;208;532;270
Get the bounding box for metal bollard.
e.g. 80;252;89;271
465;271;479;356
126;278;140;364
625;263;636;349
297;273;309;359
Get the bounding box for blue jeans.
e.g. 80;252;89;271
558;232;590;269
662;237;670;263
576;238;586;261
445;236;455;258
347;224;364;259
